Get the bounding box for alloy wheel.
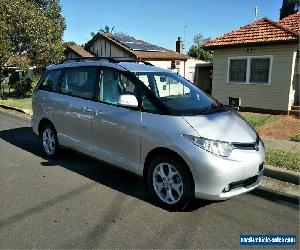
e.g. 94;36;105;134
42;128;56;155
152;163;183;204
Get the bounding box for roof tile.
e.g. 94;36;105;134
278;12;300;33
66;45;94;57
204;13;299;49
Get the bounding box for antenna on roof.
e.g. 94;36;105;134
254;6;258;21
183;25;188;53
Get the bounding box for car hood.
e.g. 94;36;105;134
182;110;257;143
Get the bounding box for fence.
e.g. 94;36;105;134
0;78;12;98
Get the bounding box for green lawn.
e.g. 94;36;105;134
266;148;300;172
241;113;278;129
0;99;32;110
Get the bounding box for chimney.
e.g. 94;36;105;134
176;37;184;54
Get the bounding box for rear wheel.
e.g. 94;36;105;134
147;156;194;211
40;123;58;159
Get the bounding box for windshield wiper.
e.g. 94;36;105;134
196;105;229;115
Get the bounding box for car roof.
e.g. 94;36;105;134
47;61;126;71
118;62;171;73
47;61;171;74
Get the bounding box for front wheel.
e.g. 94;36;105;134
147;156;194;211
40;123;58;159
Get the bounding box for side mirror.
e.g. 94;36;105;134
118;94;138;108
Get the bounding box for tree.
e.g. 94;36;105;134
0;0;65;68
100;25;115;33
0;22;12;68
188;34;213;62
63;41;77;47
27;0;66;31
90;25;115;37
280;0;299;19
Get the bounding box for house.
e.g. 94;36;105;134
204;12;300;114
82;33;204;82
2;55;35;86
64;45;94;59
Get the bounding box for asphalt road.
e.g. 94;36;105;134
0;110;299;249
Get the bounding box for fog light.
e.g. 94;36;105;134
224;185;230;192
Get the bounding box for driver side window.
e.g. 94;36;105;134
98;68;137;105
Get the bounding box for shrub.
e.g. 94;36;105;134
30;73;42;90
290;134;300;142
14;78;33;97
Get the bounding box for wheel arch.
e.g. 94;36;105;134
143;147;195;188
38;118;56;137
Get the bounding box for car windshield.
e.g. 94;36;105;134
136;71;222;115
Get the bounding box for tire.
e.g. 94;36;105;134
147;155;194;211
40;123;59;159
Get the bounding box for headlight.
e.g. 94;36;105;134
183;134;233;157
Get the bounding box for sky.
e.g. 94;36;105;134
61;0;282;52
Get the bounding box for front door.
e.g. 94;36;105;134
91;67;141;173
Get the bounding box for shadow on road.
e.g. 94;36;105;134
0;126;297;213
0;126;210;211
250;187;299;209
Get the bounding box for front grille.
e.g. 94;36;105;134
232;143;257;150
226;175;259;192
232;136;260;151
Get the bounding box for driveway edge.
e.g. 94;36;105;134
0;104;32;116
264;165;299;185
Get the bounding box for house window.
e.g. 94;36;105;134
229;59;247;82
249;58;270;83
228;56;272;84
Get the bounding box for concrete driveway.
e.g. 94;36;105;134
0;111;298;249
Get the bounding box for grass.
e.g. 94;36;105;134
266;148;300;172
241;113;278;129
0;98;32;110
290;134;300;142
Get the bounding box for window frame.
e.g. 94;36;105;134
58;66;99;101
95;66;142;111
37;68;64;93
135;71;219;116
227;55;273;85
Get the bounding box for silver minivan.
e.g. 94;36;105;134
32;58;265;210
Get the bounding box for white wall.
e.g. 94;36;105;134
147;58;205;82
88;36;132;58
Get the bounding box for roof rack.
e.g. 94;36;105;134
61;57;154;66
61;57;115;63
111;58;154;66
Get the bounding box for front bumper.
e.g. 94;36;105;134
180;139;265;200
195;170;263;200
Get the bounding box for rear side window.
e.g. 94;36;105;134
60;67;97;100
39;69;62;92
